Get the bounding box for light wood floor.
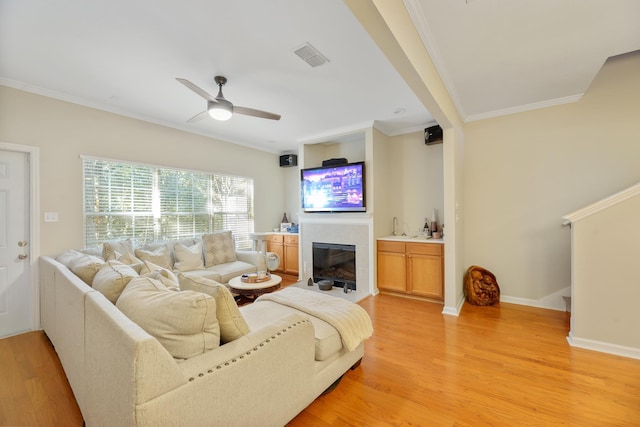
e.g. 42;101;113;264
2;280;640;426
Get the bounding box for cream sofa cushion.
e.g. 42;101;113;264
103;238;134;261
116;277;220;359
173;241;205;272
92;260;138;304
202;231;237;267
241;300;342;361
135;243;172;270
69;254;105;285
204;261;257;284
178;273;249;343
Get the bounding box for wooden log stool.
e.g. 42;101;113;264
464;265;500;306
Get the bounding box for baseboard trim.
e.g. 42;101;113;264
500;286;571;312
442;293;465;317
567;332;640;360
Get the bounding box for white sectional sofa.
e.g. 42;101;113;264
39;231;371;426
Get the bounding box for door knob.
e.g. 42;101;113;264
18;241;28;247
18;253;28;260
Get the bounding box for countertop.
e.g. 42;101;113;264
252;231;298;236
377;235;444;244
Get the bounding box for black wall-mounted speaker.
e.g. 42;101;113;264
425;125;443;145
279;154;298;167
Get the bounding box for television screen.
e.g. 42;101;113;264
301;162;366;212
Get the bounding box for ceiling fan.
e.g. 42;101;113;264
176;76;281;122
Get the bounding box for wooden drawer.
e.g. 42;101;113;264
284;234;298;245
268;234;283;243
407;242;443;256
377;240;406;253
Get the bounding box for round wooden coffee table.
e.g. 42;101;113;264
228;274;282;305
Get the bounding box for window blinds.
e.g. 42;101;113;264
83;157;254;249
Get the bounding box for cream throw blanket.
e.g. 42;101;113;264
256;287;373;352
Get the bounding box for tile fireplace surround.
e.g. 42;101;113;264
299;217;373;302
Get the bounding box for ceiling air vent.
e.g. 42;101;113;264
293;42;330;68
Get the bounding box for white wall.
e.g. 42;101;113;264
384;131;444;237
463;51;640;305
570;192;640;355
0;86;286;255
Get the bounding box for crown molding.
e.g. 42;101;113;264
465;94;583;122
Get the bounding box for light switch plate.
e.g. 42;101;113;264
44;212;59;222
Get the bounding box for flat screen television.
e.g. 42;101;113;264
301;161;366;212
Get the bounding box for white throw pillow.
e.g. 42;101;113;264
92;260;139;304
141;260;180;290
135;244;172;270
173;241;205;272
116;277;220;359
69;254;105;285
202;231;237;267
103;238;134;261
178;273;249;343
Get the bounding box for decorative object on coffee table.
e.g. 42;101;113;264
240;272;271;283
464;265;500;306
229;273;282;304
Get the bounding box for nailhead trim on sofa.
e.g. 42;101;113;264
187;319;310;382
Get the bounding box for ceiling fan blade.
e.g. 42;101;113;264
176;78;216;102
234;105;281;121
186;110;209;123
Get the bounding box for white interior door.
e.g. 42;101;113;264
0;149;31;338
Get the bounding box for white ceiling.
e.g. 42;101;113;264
1;0;639;154
407;0;640;120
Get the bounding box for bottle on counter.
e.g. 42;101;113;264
423;217;431;236
430;209;437;237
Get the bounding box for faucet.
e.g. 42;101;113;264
392;217;399;236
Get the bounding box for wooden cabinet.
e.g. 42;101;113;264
267;234;298;275
283;235;299;275
377;240;444;300
377;241;407;292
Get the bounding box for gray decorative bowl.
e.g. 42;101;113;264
317;280;333;291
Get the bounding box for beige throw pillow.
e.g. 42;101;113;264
173;241;205;272
116;277;220;359
135;244;172;270
141;260;180;290
178;273;249;343
92;260;138;304
202;231;237;267
103;238;134;261
117;251;143;273
69;254;105;285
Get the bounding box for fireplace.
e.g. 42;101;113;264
312;242;356;289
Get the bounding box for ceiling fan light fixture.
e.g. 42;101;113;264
208;101;233;121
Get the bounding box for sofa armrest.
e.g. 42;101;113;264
83;292;185;426
136;312;317;426
235;250;267;270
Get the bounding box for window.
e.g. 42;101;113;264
83;157;254;249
